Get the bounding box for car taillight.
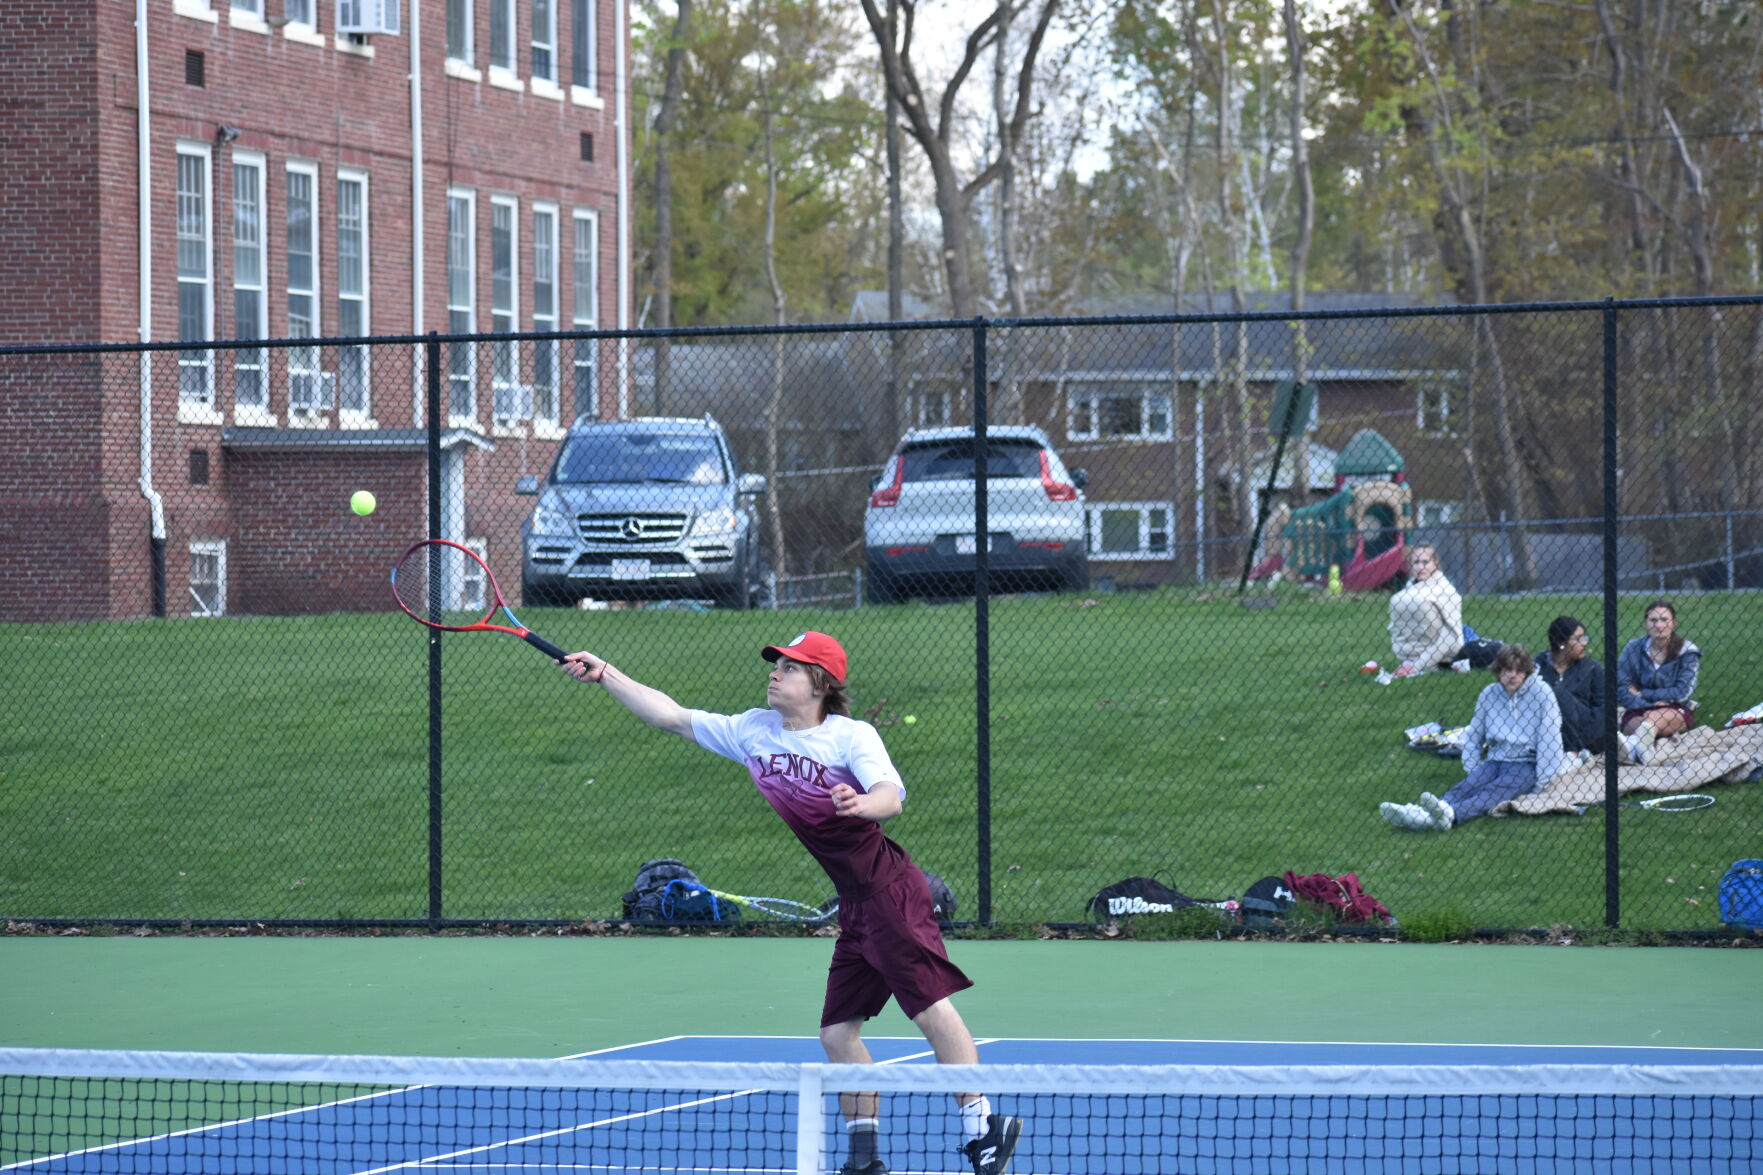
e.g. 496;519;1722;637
1040;450;1077;501
869;455;904;508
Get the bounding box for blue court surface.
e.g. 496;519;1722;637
10;1036;1762;1174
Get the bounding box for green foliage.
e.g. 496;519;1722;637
1398;905;1477;943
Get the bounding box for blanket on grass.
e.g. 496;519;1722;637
1491;723;1763;817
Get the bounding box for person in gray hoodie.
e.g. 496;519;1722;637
1381;643;1566;831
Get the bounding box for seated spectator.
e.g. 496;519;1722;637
1380;643;1566;831
1387;543;1464;678
1538;615;1606;759
1615;599;1700;765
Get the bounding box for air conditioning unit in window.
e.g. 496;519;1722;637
336;0;399;35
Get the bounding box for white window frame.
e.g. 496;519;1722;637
335;168;373;427
285;159;329;423
531;202;561;436
1067;384;1174;443
489;195;525;431
445;0;474;65
1416;377;1457;436
175;142;218;424
230;150;272;425
531;0;556;83
189;539;227;617
489;0;516;74
570;208;598;422
1086;501;1176;562
569;0;597;98
446;187;478;426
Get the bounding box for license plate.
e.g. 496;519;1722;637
954;535;992;555
610;559;651;581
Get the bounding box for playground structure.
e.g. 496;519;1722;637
1251;429;1414;591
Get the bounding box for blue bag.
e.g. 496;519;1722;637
1717;859;1763;931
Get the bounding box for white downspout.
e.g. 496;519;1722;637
614;0;630;418
409;0;426;425
136;0;167;613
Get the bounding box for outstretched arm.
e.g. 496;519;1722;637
831;781;902;822
559;652;696;740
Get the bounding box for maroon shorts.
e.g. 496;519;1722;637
821;869;972;1026
1622;704;1694;732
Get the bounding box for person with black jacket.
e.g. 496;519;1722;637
1538;616;1606;759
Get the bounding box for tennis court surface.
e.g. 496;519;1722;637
6;1035;1760;1174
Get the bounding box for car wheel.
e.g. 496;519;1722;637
1060;559;1091;594
865;562;900;605
714;555;753;610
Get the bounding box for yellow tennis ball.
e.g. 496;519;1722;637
903;714;917;725
350;490;377;516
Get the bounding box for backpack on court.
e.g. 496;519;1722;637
1239;875;1295;927
1282;870;1396;927
1087;875;1222;921
1718;859;1763;932
923;870;958;927
621;859;739;924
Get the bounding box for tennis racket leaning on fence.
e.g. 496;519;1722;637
391;539;568;661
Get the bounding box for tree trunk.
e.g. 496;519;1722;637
650;0;692;413
1283;0;1313;514
759;71;789;587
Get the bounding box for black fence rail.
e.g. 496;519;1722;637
3;296;1762;934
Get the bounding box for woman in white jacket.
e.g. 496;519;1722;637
1387;544;1463;678
1381;643;1566;832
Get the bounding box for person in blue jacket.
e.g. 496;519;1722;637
1380;643;1566;831
1614;600;1699;765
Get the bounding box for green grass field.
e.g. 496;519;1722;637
3;587;1759;933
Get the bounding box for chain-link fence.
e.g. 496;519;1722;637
4;297;1761;933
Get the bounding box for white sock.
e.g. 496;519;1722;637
960;1096;992;1139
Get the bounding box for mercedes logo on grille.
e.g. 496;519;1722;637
619;517;645;540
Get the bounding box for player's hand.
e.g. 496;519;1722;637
559;651;607;683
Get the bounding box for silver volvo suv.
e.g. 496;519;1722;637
516;415;768;609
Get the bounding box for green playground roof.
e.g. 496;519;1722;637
1336;428;1404;476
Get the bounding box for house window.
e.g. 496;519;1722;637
1069;385;1173;442
286;0;314;26
232;0;262;16
446;0;472;62
571;209;598;419
910;378;956;428
532;203;559;429
570;0;596;89
490;196;524;426
1416;378;1456;436
189;540;227;616
1087;502;1174;561
286;161;329;415
446;189;477;422
175;143;214;411
336;170;370;420
532;0;555;80
231;152;267;415
489;0;515;72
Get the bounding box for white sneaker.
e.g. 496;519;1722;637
1418;791;1455;830
1577;748;1594;766
1633;724;1657;765
1380;801;1431;831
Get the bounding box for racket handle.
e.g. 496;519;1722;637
524;632;569;661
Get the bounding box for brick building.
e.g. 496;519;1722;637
0;0;630;620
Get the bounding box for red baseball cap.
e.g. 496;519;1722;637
762;631;847;683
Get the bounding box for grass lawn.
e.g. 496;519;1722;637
2;587;1758;933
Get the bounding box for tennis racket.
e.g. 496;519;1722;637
706;890;839;923
390;538;568;661
1586;793;1716;811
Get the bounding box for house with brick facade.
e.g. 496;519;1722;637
0;0;630;621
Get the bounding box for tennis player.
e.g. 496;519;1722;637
558;631;1022;1175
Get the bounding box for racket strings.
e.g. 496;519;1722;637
392;541;497;628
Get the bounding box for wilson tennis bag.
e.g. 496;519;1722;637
1717;859;1763;932
1087;875;1222;921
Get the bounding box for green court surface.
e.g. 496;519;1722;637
2;937;1758;1057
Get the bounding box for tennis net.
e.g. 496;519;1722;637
3;1047;1759;1174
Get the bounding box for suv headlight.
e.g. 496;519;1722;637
692;506;737;536
529;502;574;537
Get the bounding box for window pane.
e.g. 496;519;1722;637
1099;509;1139;553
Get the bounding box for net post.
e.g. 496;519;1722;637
794;1063;824;1175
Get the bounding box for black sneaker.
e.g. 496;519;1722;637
960;1114;1022;1175
838;1161;886;1175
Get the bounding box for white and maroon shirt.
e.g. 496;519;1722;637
689;708;912;899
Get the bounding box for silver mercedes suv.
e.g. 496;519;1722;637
516;415;768;609
863;424;1089;603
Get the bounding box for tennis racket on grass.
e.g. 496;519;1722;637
706;890;839;923
1585;793;1716;812
390;538;568;661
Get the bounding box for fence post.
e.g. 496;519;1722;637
1602;300;1620;930
974;319;992;927
426;333;445;930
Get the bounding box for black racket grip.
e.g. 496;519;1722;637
524;632;570;661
